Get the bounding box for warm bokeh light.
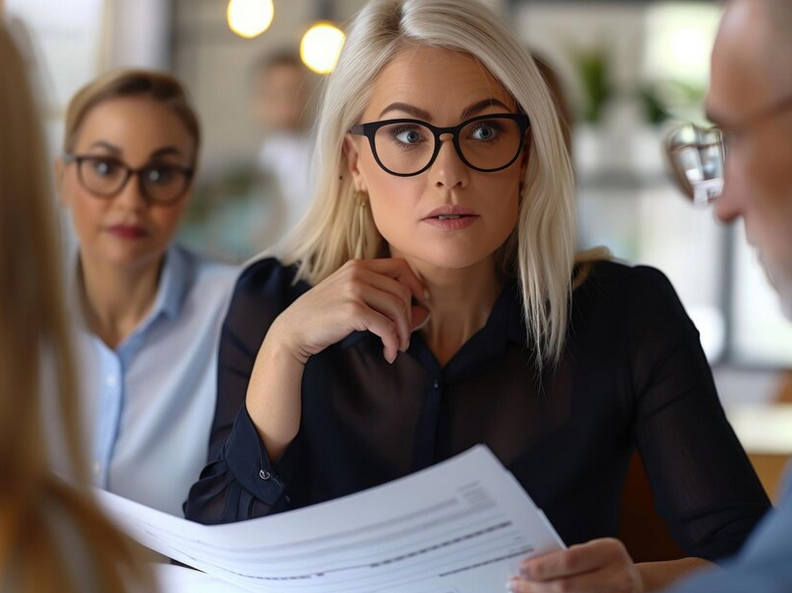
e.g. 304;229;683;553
643;4;720;83
227;0;274;39
300;23;345;74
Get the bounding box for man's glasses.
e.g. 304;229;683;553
666;124;725;205
63;153;194;206
348;113;530;177
665;95;792;205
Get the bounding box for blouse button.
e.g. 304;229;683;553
259;470;271;481
433;378;440;390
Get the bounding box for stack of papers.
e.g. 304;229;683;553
99;445;565;593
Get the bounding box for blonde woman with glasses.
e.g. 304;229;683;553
54;70;238;516
187;1;770;591
0;25;151;593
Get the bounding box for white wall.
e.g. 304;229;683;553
107;0;172;70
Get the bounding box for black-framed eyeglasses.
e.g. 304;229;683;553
348;113;530;177
665;95;792;205
63;153;194;206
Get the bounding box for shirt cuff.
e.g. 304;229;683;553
224;406;292;506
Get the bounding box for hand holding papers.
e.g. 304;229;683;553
99;445;565;593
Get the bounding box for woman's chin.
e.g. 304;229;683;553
396;247;498;274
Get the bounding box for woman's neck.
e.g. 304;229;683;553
78;252;164;350
405;255;505;367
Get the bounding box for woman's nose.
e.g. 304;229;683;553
430;134;469;189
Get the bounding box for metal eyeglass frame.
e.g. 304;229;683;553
666;95;792;205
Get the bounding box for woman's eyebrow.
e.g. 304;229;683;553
86;140;122;154
376;98;512;122
150;146;184;158
378;102;433;120
461;98;511;118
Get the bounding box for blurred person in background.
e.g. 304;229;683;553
660;0;792;590
0;24;151;593
54;70;239;516
251;50;317;247
186;1;771;591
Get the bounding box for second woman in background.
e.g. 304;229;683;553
55;71;239;516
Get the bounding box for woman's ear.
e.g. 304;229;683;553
520;133;532;180
342;135;367;192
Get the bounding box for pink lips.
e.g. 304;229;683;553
106;224;148;240
421;205;480;231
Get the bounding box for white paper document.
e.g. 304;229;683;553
151;563;251;593
99;445;565;593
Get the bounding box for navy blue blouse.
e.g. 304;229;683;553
185;258;770;562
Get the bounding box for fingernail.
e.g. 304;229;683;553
423;288;431;302
506;577;519;591
384;349;396;364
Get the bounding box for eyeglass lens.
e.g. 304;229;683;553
373;117;523;175
666;124;725;205
78;157;189;204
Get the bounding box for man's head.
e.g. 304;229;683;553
708;0;792;317
251;51;311;133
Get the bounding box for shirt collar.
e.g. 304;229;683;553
491;280;528;346
69;244;189;334
155;245;189;322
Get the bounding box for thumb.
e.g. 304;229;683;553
411;305;431;332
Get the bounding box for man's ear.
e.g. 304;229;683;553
342;135;367;192
53;157;69;207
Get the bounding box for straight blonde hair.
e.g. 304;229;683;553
0;26;151;593
281;0;580;367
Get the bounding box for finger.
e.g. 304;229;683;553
356;269;415;344
354;269;431;337
506;577;532;592
359;285;413;352
521;540;624;582
411;304;431;332
347;302;401;363
506;576;548;593
508;571;618;593
363;258;428;302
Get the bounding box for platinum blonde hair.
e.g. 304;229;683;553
281;0;579;367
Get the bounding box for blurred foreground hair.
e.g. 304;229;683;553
0;26;153;593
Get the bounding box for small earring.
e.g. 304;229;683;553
354;190;368;259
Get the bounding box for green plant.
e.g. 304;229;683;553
570;45;613;124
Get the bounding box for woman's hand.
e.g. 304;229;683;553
247;258;430;459
508;538;644;593
269;258;430;365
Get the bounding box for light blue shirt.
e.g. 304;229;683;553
664;466;792;593
74;245;239;516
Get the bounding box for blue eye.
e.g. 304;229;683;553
146;167;176;185
91;159;119;177
469;123;500;141
393;127;424;145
